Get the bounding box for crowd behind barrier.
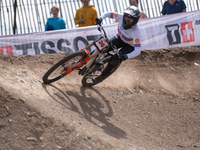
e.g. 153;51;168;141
0;0;199;36
0;10;199;56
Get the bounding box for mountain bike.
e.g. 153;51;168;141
42;23;120;87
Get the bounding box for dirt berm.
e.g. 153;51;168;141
0;46;200;150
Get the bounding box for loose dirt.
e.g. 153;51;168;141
0;46;200;150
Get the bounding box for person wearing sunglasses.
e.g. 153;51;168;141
130;0;148;19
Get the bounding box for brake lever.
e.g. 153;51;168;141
97;26;101;32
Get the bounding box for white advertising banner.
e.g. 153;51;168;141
139;10;200;50
0;10;200;56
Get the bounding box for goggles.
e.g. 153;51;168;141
130;2;137;5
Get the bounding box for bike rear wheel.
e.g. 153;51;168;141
43;51;87;84
82;56;120;87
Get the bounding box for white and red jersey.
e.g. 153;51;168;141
99;12;142;59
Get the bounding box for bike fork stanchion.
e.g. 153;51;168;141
65;49;91;74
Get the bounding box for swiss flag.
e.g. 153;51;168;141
0;46;13;55
180;21;195;43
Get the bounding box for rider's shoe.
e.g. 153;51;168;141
94;60;104;65
78;66;87;75
92;75;104;84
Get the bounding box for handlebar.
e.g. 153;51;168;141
97;24;108;40
96;24;118;52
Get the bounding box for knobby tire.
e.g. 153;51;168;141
43;51;87;84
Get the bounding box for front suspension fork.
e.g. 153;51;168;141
65;49;91;74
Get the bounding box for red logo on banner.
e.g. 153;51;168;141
0;46;13;55
180;21;195;43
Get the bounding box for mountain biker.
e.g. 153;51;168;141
92;6;142;84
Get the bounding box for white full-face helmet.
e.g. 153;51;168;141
122;6;141;30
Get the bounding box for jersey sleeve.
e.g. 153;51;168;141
127;27;142;59
100;12;123;20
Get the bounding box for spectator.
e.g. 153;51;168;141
161;0;186;15
130;0;148;19
45;6;66;31
74;0;98;27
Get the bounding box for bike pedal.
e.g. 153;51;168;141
78;66;87;75
94;60;104;65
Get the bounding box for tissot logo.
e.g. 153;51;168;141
165;21;196;45
0;35;101;55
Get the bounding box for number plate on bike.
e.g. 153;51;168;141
95;37;109;52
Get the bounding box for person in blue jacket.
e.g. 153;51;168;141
45;6;66;31
161;0;186;15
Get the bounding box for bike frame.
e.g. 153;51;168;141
65;24;110;76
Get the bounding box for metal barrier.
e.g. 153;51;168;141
0;0;199;36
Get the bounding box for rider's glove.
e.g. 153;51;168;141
118;51;128;61
95;17;102;25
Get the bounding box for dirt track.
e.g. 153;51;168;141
0;46;200;150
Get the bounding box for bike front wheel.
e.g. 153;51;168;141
43;51;87;84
